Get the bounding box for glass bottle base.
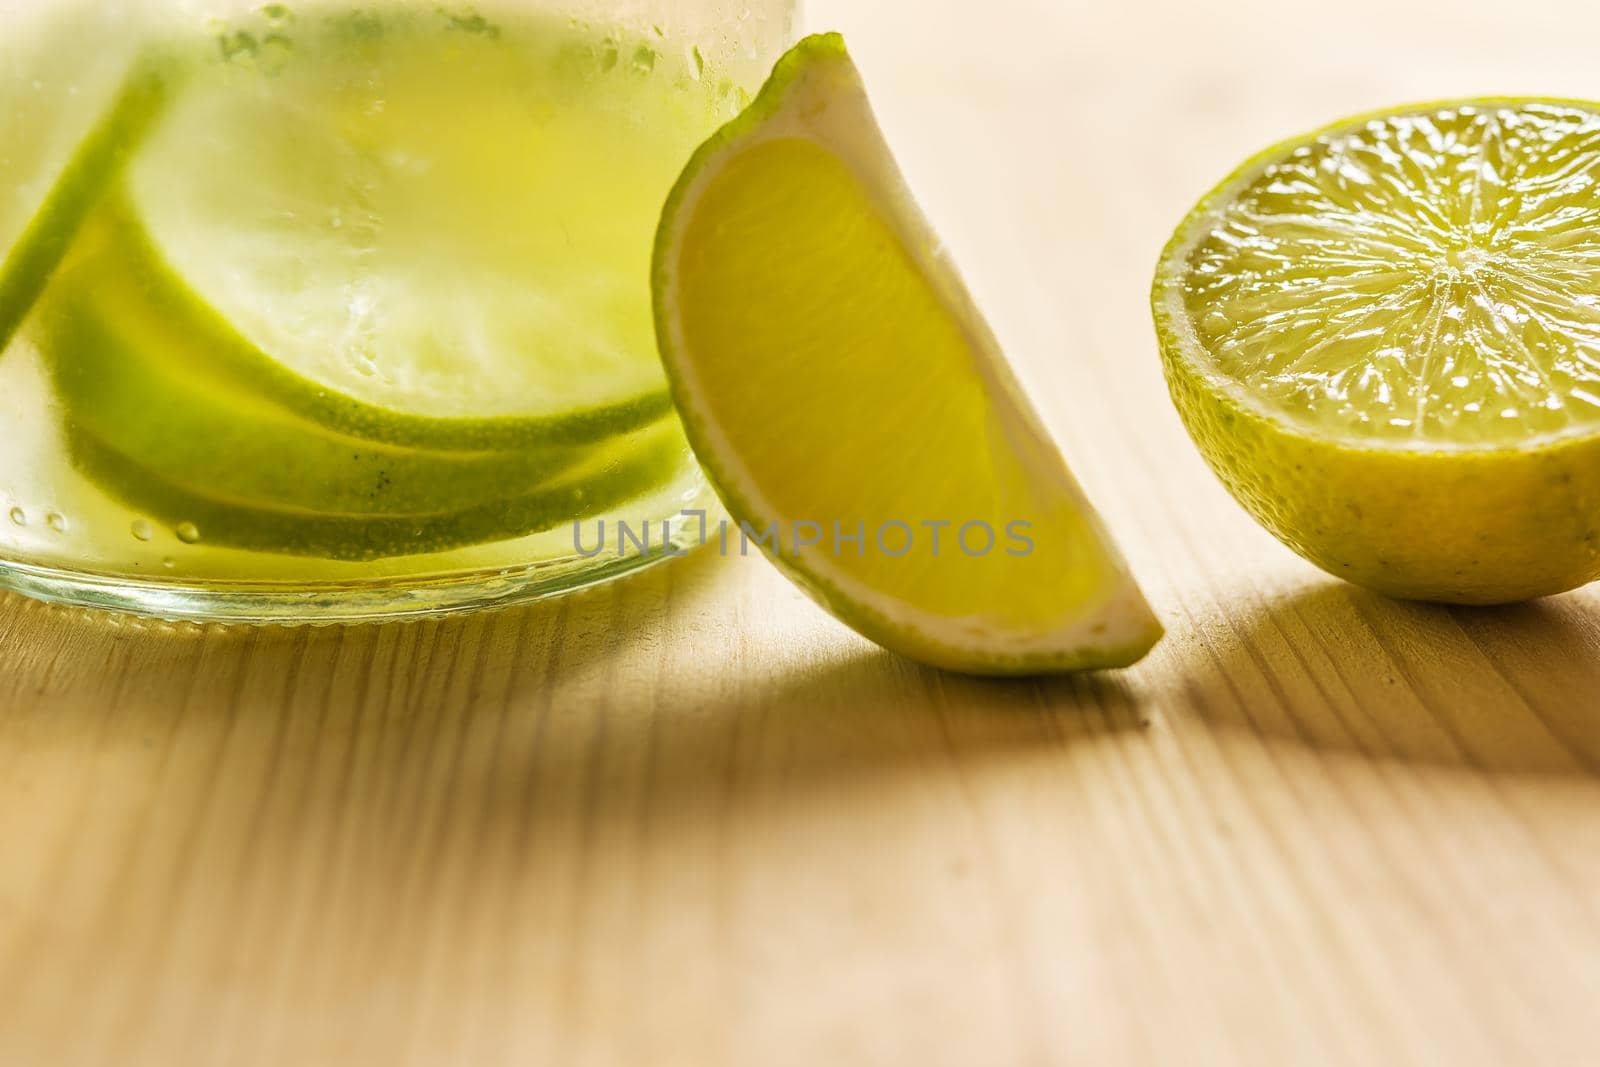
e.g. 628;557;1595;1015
0;537;699;626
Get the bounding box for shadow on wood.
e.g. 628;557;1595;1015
1187;580;1600;776
0;544;1151;891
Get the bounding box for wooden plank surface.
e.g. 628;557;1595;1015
2;0;1599;1063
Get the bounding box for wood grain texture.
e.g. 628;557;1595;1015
3;1;1599;1063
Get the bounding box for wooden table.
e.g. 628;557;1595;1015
3;1;1598;1063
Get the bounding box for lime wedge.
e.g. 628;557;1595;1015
653;35;1161;675
1154;99;1600;603
0;51;176;355
67;420;687;563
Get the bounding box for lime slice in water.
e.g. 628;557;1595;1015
653;35;1161;675
67;419;688;563
0;50;177;355
7;10;712;561
45;285;588;516
81;196;673;451
96;12;718;449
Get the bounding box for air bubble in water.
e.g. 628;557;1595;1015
176;522;202;544
7;507;23;526
131;519;154;542
45;512;67;533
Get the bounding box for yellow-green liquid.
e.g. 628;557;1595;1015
0;3;742;597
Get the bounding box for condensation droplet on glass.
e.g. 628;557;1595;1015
7;506;24;526
176;522;202;544
45;512;67;533
131;519;154;542
162;557;176;570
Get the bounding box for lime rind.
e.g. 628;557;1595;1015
654;34;1161;675
67;420;688;562
45;296;589;515
0;52;179;356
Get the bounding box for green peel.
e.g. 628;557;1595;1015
0;53;178;356
46;300;589;516
67;421;688;562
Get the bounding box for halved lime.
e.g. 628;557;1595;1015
653;35;1161;675
1154;99;1600;603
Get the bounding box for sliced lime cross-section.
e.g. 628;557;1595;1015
1155;99;1600;602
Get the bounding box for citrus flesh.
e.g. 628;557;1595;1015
654;34;1161;675
1155;100;1600;603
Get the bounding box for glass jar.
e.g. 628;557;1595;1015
0;0;798;621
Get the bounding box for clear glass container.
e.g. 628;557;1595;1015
0;0;797;621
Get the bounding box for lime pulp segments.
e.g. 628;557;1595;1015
1155;99;1600;602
